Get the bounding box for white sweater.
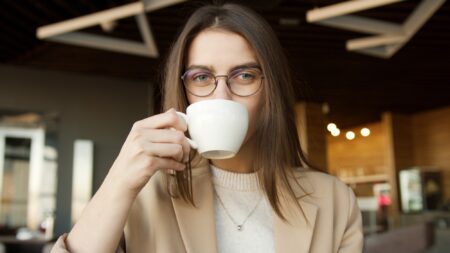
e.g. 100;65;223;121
210;165;274;253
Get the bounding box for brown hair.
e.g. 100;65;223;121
161;2;317;221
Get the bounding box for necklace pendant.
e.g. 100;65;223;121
237;225;243;231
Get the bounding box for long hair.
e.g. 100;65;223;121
161;2;317;221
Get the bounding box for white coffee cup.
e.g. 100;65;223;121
176;99;248;159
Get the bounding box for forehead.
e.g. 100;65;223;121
186;29;258;71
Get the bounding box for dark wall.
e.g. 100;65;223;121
0;64;152;235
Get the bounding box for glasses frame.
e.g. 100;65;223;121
180;67;264;97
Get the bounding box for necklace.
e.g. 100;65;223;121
213;187;263;231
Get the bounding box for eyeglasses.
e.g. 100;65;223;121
181;66;264;97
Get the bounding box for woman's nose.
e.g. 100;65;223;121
211;77;232;100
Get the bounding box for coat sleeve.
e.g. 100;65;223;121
49;233;126;253
338;187;364;253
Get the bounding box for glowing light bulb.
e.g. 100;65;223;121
331;128;340;137
361;128;370;137
346;131;355;140
327;123;337;132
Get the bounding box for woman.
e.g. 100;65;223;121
52;3;363;253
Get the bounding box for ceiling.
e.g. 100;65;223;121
0;0;449;128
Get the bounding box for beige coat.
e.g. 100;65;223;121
123;164;363;253
51;163;363;253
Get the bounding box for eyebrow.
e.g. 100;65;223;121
185;62;261;73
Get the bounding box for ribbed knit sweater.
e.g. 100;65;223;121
210;164;274;253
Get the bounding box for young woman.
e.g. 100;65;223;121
51;3;363;253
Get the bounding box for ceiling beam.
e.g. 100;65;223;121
306;0;406;22
37;0;186;39
37;2;143;39
306;0;446;58
346;34;405;50
404;0;446;36
357;0;446;57
135;13;159;57
47;32;158;57
36;0;186;58
315;15;403;35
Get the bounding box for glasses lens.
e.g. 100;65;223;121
183;69;216;96
229;68;263;96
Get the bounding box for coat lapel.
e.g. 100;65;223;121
172;164;318;253
171;164;218;253
274;172;318;253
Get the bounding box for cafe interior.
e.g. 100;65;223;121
0;0;449;252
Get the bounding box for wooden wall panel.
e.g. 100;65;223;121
382;112;415;223
325;106;450;222
412;106;450;200
295;103;328;170
327;122;387;177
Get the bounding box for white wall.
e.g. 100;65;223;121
0;64;152;235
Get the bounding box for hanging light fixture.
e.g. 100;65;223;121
331;128;341;137
361;128;371;137
327;123;337;132
346;131;356;140
36;0;187;57
306;0;446;58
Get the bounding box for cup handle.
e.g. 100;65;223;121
175;112;198;149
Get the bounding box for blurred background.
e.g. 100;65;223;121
0;0;449;252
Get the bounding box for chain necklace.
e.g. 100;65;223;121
213;187;263;231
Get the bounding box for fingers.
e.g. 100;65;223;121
134;109;187;132
143;142;184;163
146;156;186;172
144;129;190;162
128;110;191;174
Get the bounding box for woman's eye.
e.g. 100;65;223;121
238;72;255;80
193;74;211;82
